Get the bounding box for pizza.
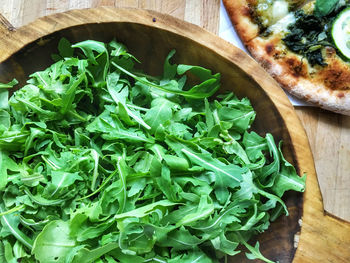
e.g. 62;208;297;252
223;0;350;115
223;0;307;44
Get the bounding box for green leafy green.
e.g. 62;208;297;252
0;38;305;263
315;0;340;17
32;220;76;263
282;1;349;66
0;204;33;250
0;79;18;89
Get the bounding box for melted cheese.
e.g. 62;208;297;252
257;0;290;27
268;13;296;34
272;1;289;22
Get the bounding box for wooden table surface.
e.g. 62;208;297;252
0;0;349;222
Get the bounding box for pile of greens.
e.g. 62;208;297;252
0;38;305;263
283;0;349;66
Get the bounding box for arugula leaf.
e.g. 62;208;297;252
114;200;178;220
71;243;119;263
211;232;240;256
48;171;83;197
158;226;202;250
0;90;9;110
245;241;274;263
32;220;76;263
271;143;306;197
112;61;220;99
181;148;246;203
58;38;74;58
144;97;174;133
168;249;214;263
0;242;5;262
0;110;11;131
0;79;18;89
107;72;151;130
176;195;214;226
3;240;16;263
0;151;19;190
0;39;305;263
0;204;33;250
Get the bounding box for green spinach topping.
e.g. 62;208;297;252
283;0;348;67
0;39;305;263
315;0;342;17
283;10;333;66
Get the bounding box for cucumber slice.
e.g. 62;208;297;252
332;7;350;60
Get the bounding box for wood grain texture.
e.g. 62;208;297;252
296;108;350;221
0;0;219;33
0;6;349;262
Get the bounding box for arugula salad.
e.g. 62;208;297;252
0;39;306;263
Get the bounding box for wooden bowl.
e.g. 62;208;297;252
0;8;349;262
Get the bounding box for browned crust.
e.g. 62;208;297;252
318;47;350;91
247;37;350;115
222;0;259;44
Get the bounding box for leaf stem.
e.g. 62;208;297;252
236;233;275;263
77;169;118;201
0;204;25;217
68;110;87;122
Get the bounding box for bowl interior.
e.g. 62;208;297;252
0;22;302;262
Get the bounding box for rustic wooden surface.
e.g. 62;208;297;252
296;107;350;221
0;0;349;222
0;3;350;262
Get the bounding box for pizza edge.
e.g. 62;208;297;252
247;38;350;115
222;0;260;44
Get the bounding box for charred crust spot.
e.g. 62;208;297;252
321;48;350;90
284;58;307;78
273;51;282;60
260;59;272;70
242;6;251;17
286;58;295;66
323;69;350;90
265;44;274;55
320;57;350;90
337;92;345;98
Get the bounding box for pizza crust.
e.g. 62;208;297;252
222;0;260;44
247;37;350;115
